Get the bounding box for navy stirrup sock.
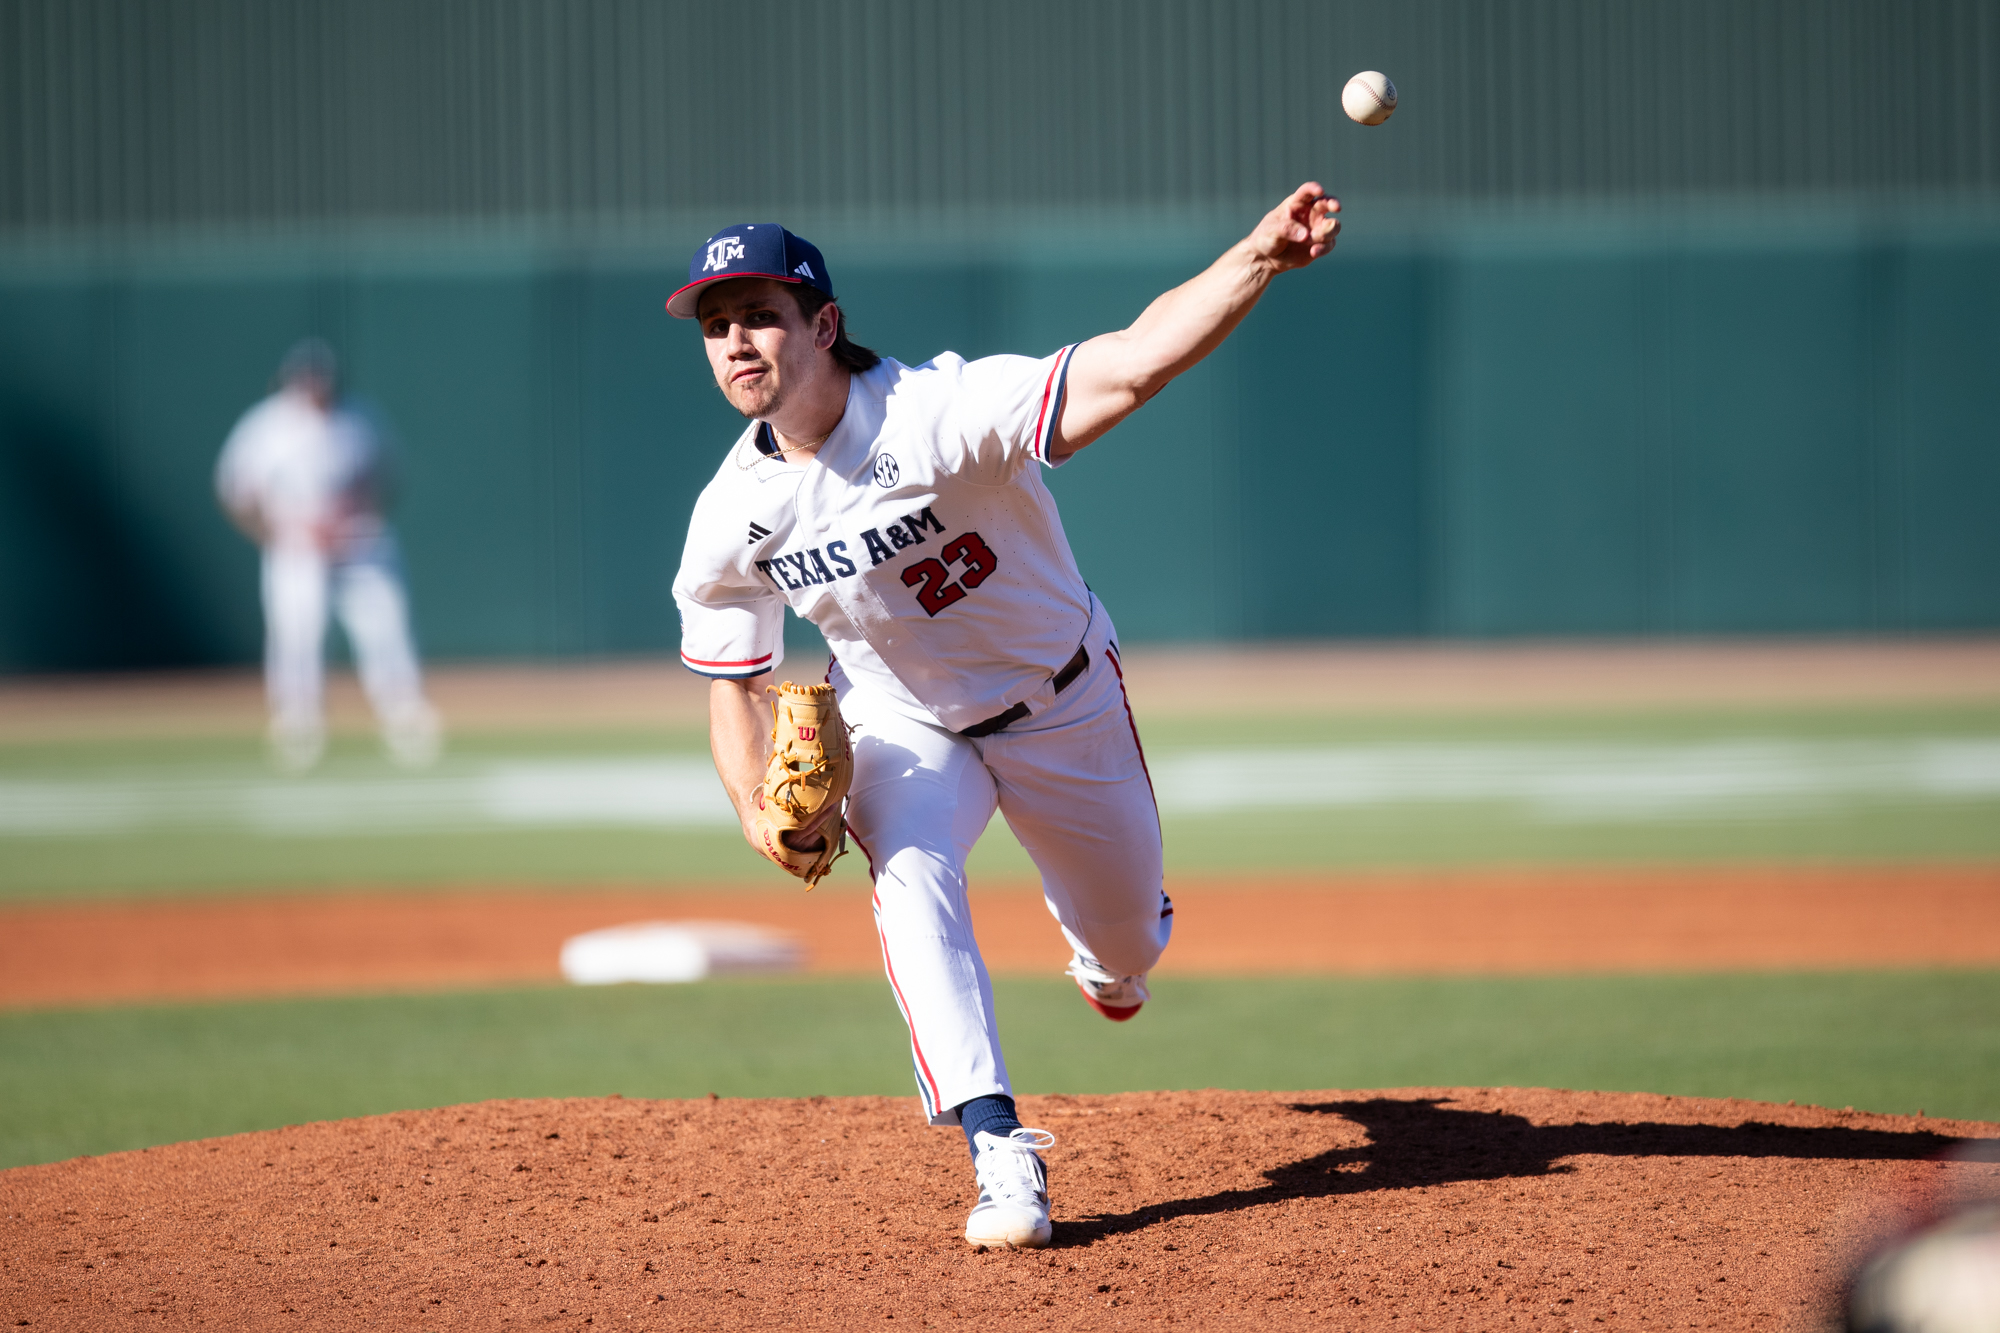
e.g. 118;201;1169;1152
957;1094;1023;1158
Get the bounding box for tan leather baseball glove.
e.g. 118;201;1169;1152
749;681;852;889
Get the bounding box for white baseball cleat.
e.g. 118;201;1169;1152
965;1128;1056;1249
1066;953;1150;1022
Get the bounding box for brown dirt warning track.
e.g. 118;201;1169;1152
2;1089;1996;1331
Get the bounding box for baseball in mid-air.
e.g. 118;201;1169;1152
1342;71;1397;125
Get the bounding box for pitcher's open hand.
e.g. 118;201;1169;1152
1246;182;1341;274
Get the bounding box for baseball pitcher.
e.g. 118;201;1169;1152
670;187;1341;1247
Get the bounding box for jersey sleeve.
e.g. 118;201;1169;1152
671;487;785;680
214;409;260;510
936;344;1079;483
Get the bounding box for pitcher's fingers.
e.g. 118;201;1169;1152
1294;183;1329;237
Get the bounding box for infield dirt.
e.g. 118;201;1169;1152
6;864;1999;1009
4;1088;1996;1331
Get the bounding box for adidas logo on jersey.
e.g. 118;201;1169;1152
793;261;814;280
747;521;772;546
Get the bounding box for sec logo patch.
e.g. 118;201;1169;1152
873;454;900;488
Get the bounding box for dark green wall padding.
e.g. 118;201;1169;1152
2;207;1998;671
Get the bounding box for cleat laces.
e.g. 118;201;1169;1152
973;1127;1055;1209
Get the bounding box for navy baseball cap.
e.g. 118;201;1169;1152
666;224;834;319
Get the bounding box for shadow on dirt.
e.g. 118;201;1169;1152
1059;1096;1973;1247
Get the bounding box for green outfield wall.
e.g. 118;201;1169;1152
6;0;1999;669
2;204;1997;671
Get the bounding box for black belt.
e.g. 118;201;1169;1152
959;645;1090;738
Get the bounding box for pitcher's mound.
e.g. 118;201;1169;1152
3;1088;1994;1330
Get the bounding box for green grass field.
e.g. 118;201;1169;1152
2;696;1997;1169
4;970;1996;1170
3;702;1997;899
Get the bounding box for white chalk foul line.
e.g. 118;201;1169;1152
1149;739;2000;822
0;757;739;836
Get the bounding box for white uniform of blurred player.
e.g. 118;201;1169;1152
667;188;1341;1249
215;340;440;771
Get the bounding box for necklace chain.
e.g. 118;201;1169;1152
740;420;836;468
773;427;832;453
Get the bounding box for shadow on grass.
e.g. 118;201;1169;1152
1059;1096;1972;1247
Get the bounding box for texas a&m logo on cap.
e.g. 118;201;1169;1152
666;224;837;319
703;236;746;272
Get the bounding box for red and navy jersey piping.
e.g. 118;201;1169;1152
1032;344;1079;465
679;650;774;680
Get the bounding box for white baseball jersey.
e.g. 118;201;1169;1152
216;390;384;550
673;347;1093;733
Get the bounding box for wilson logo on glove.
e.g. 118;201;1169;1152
750;682;853;890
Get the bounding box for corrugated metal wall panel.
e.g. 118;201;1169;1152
5;0;1999;234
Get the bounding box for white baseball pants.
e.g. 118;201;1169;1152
262;538;430;738
836;607;1172;1126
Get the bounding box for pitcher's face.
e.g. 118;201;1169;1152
698;278;829;420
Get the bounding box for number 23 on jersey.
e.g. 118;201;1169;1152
902;531;998;616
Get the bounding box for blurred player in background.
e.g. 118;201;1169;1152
215;339;441;772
